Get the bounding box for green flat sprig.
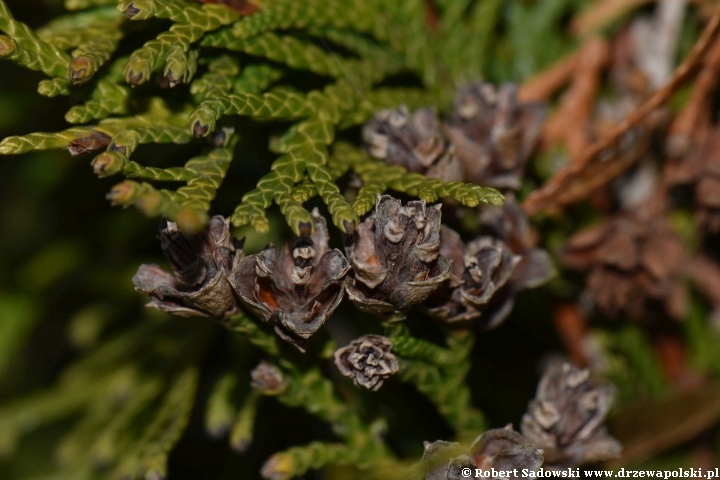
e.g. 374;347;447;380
205;373;239;438
339;87;438;129
54;396;118;468
0;127;96;155
0;0;70;77
229;390;260;452
37;7;122;51
0;365;138;459
440;0;503;83
90;377;163;467
65;80;130;123
107;180;187;226
374;0;439;88
190;55;240;99
117;129;235;199
113;367;199;480
389;328;456;368
167;131;236;211
190;90;314;137
396;330;485;442
122;0;238;24
123;0;239;85
163;45;200;87
226;0;374;43
342;143;504;214
274;365;351;428
231;63;283;94
261;442;360;480
229;79;366;236
65;0;116;10
68;28;124;85
202;30;400;87
299;117;358;233
398;359;484;441
105;124;193;158
65;55;131;123
0;34;63;77
228;314;281;357
38;77;71;97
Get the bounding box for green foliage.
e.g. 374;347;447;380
0;0;502;237
390;325;485;443
593;325;670;404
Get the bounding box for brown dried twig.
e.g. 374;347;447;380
518;51;580;103
523;3;720;217
552;303;590;368
689;255;720;307
666;34;720;158
542;38;611;158
570;0;654;37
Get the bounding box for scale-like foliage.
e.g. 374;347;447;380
1;0;501;236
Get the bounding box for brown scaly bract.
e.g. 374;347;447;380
68;132;112;156
233;208;350;351
665;127;720;233
422;227;516;325
133;216;244;318
363;106;463;182
521;362;621;468
478;196;555;290
444;82;546;191
423;426;544;480
561;206;687;320
333;334;399;391
425;196;554;329
344;194;451;315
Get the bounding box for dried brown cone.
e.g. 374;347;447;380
561;207;688;320
422;227;516;327
250;361;286;395
521;362;621;468
363;106;463;182
665;127;720;233
344;194;451;315
423;426;543;480
445;81;546;190
133;216;243;318
333;334;399;391
424;196;554;329
231;208;350;351
470;427;545;475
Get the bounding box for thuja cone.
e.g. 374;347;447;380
363;106;463;182
133;216;243;318
232;208;350;351
344;194;451;315
521;362;621;468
